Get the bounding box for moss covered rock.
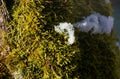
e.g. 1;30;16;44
2;0;120;79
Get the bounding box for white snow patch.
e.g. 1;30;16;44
54;22;75;45
73;13;114;34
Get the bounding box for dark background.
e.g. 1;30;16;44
112;0;120;37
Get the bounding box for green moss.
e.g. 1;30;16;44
89;0;112;16
5;0;80;79
77;32;117;79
